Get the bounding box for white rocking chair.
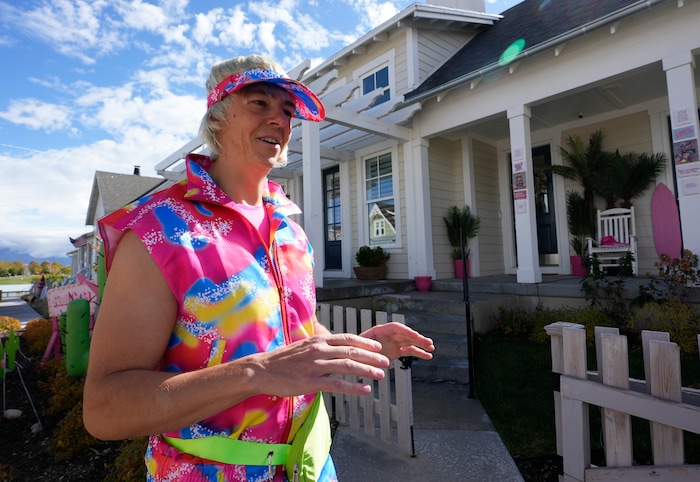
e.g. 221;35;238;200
586;207;638;276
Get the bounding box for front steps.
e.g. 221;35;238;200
372;289;518;384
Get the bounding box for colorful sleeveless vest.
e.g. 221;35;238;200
99;154;337;481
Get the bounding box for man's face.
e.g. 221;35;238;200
219;83;294;170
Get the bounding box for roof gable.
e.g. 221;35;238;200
85;171;165;225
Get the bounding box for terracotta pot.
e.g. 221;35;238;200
414;276;432;292
353;266;387;280
453;259;470;279
571;255;587;276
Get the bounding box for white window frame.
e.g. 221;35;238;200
356;140;401;249
353;49;396;107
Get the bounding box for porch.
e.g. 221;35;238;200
317;274;657;322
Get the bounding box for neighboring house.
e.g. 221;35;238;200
67;231;97;278
70;167;166;279
139;0;700;287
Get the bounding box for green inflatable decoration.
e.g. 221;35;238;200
59;311;68;356
6;329;18;372
0;329;19;379
65;298;91;376
97;243;106;304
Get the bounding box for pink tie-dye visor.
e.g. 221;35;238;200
207;68;325;122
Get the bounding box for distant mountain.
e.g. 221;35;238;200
0;248;70;265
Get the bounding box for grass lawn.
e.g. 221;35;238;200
474;332;700;464
0;276;36;285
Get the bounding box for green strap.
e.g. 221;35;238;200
164;435;291;466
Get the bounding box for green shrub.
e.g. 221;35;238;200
0;463;20;481
497;305;535;339
639;249;700;303
50;403;99;460
38;364;84;417
628;300;700;356
0;315;21;333
355;245;390;267
22;318;53;356
497;305;614;345
105;437;149;482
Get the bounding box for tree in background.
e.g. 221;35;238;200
0;260;70;278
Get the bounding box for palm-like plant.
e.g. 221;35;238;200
552;129;607;239
617;151;666;208
593;149;627;209
593;149;666;209
565;191;589;256
443;205;481;259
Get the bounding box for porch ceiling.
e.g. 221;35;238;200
448;56;700;142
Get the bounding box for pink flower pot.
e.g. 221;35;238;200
414;276;432;292
453;259;470;279
571;256;587;276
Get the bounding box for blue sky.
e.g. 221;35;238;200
0;0;520;262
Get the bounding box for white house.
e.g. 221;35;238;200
74;168;166;280
148;0;700;287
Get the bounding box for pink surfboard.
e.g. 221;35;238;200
651;182;682;260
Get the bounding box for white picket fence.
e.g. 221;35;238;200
317;304;414;455
545;322;700;482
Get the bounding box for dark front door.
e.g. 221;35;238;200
323;166;342;270
533;145;558;265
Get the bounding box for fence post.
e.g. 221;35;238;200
545;322;584;482
345;306;360;428
641;330;669;394
391;313;415;456
648;339;684;465
360;309;375;437
599;332;632;467
375;311;392;445
561;325;589;482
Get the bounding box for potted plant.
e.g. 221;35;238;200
443;205;481;278
551;129;607;240
353;245;390;280
566;190;589;276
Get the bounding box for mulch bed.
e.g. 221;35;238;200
0;341;121;481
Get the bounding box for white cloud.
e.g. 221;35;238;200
7;0;122;64
346;0;401;30
115;0;171;32
257;21;278;54
217;7;258;50
0;99;72;131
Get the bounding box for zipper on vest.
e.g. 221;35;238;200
268;238;295;444
228;205;296;445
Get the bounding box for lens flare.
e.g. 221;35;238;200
499;38;526;66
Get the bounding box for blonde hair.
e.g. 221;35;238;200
199;55;289;166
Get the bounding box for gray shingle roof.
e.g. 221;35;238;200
405;0;652;102
85;171;166;225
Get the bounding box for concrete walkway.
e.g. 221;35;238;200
331;380;523;481
0;294;43;328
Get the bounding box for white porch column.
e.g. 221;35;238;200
405;138;435;279
301;121;324;288
507;105;542;283
663;51;700;255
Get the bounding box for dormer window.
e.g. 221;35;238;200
355;50;395;109
362;65;390;107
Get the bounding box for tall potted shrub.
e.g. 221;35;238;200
353;246;390;280
566;191;589;276
551;129;607;240
443;205;481;278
